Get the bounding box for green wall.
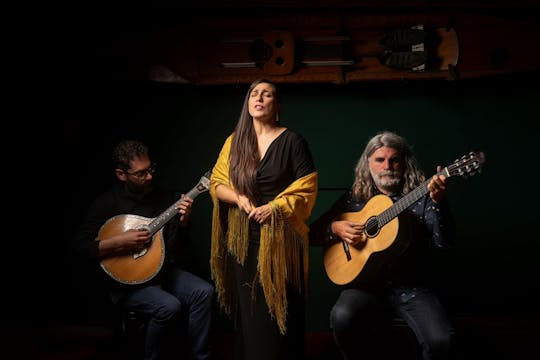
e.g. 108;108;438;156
62;74;539;331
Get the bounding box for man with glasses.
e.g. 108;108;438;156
72;139;214;360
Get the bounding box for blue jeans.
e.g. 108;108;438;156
120;268;214;360
330;287;453;360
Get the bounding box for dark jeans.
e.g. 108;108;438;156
330;287;453;360
120;268;214;360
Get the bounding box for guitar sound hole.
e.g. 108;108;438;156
275;56;284;65
365;217;379;237
274;39;284;48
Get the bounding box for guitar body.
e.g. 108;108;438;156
99;214;165;285
323;194;400;285
323;150;485;286
97;171;212;285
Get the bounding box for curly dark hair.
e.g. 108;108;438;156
112;140;149;171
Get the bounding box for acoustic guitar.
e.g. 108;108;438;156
98;171;211;285
323;151;485;286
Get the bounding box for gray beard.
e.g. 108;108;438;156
372;170;402;193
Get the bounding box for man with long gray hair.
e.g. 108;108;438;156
310;131;456;360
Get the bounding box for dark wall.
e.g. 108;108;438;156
55;72;540;332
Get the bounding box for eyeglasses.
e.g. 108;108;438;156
125;163;156;180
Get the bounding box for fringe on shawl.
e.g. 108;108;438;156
210;197;235;317
210;197;306;335
258;201;305;335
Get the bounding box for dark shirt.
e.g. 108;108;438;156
310;188;455;290
255;128;316;204
249;129;316;244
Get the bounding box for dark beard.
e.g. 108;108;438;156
125;180;154;200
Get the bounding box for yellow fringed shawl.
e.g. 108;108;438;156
210;134;318;334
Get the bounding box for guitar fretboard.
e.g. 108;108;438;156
147;172;211;235
375;151;483;229
376;179;431;228
147;198;193;235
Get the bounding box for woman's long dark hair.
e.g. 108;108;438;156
229;78;280;203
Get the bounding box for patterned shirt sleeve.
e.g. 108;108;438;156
423;196;456;250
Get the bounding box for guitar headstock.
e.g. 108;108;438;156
446;151;486;178
198;171;212;191
184;171;213;200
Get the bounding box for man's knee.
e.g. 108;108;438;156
197;282;215;304
330;302;356;333
157;299;183;322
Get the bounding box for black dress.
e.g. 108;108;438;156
233;129;315;360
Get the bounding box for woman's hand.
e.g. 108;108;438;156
248;204;272;224
236;193;256;214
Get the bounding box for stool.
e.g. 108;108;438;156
388;317;421;360
119;310;148;359
120;310;190;360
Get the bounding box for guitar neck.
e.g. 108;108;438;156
377;168;449;228
147;184;207;235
